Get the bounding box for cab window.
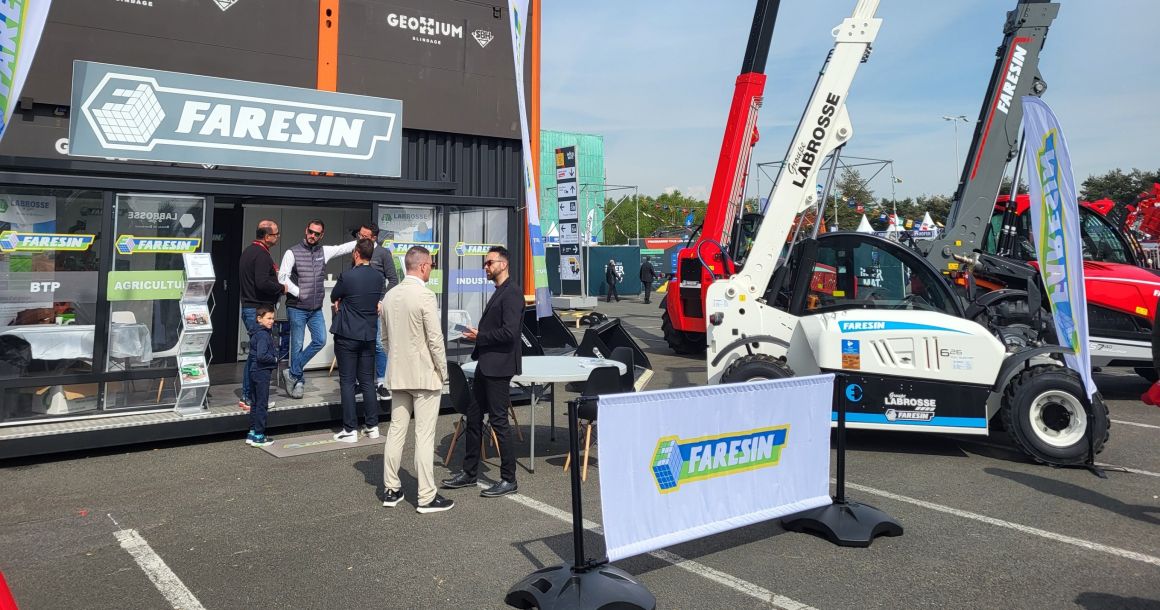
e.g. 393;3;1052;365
1079;209;1128;264
806;235;960;317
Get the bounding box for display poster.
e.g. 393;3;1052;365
555;146;582;295
181;303;211;332
378;206;436;243
178;355;209;387
182;253;215;280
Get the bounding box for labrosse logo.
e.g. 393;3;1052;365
651;426;788;493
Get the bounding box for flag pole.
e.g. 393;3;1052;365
523;0;541;301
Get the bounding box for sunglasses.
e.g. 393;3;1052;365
307;229;323;236
483;259;504;268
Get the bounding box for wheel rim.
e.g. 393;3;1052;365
746;376;770;382
1028;390;1087;448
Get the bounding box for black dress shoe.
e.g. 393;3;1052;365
480;479;518;498
440;472;478;489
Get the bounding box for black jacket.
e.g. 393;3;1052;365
239;242;282;308
249;326;278;371
640;261;656;283
369;245;400;293
471;278;524;377
605;263;620;284
329;264;385;342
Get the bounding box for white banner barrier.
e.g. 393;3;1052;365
598;374;834;562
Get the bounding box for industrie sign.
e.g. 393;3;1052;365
68;61;402;177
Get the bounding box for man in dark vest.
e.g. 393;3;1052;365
278;219;356;399
357;223;399;398
639;256;657;304
442;245;523;498
238;219;282;410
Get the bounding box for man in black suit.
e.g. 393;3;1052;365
329;239;386;443
442;245;523;497
639;257;657;304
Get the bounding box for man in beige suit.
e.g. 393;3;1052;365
380;246;454;514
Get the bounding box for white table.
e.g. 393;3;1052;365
462;355;627;473
0;323;152;362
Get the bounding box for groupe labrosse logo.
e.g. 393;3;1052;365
651;426;789;493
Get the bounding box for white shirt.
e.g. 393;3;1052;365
277;240;357;298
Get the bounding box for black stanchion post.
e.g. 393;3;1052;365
781;373;904;548
1083;394;1107;479
504;397;656;609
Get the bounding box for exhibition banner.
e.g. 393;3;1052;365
598;375;834;562
0;0;52;143
1021;97;1096;398
69;61;402;177
508;0;551;317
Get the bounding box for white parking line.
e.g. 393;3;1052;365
1112;419;1160;430
114;528;206;610
491;486;816;610
1096;463;1160;478
846;482;1160;568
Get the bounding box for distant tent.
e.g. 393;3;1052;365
856;214;873;233
919;212;936;231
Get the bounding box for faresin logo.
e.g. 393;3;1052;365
1033;131;1079;350
455;242;500;257
651;426;788;493
116;235;201;254
0;232;95;252
996;43;1028;114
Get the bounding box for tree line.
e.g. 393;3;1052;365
597;167;1160;244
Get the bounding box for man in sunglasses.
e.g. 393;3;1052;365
238;219;282;411
356;223;399;399
442;245;523;498
278;219;356;399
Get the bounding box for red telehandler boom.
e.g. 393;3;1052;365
661;0;781;354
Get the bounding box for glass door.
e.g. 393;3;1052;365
104;193;207;409
444;206;509;362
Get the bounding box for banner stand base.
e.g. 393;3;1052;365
782;500;903;548
504;563;656;610
505;397;656;609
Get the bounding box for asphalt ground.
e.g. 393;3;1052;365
2;295;1159;609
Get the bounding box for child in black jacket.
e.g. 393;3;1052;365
246;305;279;447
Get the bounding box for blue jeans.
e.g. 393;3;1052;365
288;307;326;383
375;319;388;382
249;368;272;436
240;307;259;401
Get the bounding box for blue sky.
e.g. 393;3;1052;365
540;1;1160;202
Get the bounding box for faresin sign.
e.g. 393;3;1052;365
68;61;403;177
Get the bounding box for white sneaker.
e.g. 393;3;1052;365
362;426;380;440
333;429;358;443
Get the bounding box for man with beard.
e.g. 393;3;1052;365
442;246;523;498
278;219;355;399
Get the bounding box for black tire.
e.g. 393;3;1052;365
720;353;795;384
661;310;705;355
1001;365;1110;466
1135;367;1159;384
